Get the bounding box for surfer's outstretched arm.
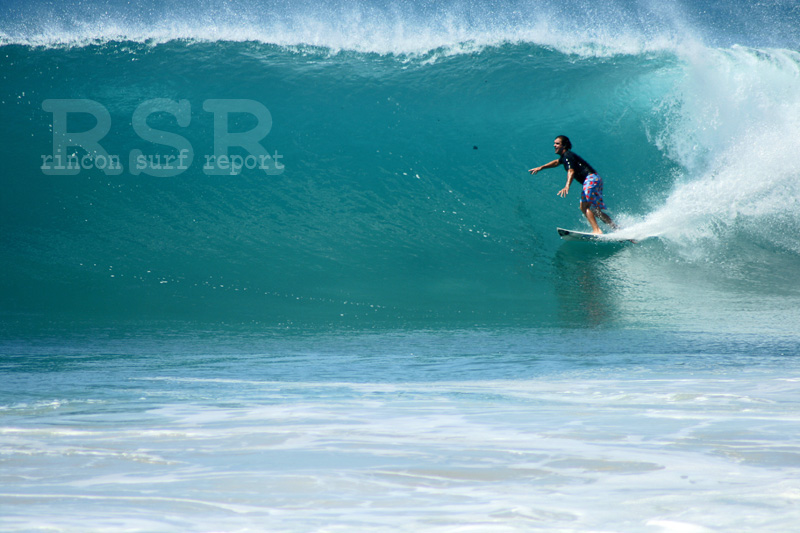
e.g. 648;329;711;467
557;168;575;197
529;159;560;174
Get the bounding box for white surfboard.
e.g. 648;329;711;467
557;227;634;243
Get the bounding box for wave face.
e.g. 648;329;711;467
2;0;800;328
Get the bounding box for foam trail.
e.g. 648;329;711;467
617;46;800;252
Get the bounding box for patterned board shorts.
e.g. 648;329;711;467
581;173;606;210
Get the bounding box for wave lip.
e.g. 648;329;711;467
0;0;712;57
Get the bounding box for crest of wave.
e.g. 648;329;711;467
1;0;692;57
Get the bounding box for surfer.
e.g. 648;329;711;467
529;135;617;234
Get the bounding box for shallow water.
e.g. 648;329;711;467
2;328;799;531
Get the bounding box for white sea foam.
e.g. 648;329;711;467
616;46;800;252
0;0;705;57
3;374;800;531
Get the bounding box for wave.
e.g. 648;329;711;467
2;3;800;325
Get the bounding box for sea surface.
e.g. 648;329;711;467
2;0;800;531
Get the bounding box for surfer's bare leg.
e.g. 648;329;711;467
580;202;602;234
593;207;618;230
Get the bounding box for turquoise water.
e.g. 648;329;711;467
2;0;800;530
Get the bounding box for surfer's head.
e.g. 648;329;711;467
554;135;571;154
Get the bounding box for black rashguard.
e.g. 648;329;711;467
558;150;596;184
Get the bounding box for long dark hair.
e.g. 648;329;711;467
556;135;572;150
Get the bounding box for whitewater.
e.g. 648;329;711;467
2;1;800;531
